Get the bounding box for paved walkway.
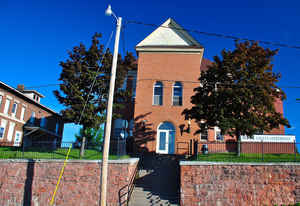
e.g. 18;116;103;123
129;154;181;206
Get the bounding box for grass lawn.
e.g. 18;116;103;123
0;146;130;160
194;152;300;163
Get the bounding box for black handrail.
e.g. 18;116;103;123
126;163;138;205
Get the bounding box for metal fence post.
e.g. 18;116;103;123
22;141;25;159
294;140;297;162
261;140;264;162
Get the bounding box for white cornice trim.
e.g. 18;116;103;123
0;112;25;124
136;47;204;53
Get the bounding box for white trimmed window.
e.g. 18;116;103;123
215;127;224;141
200;129;208;141
20;107;26;121
153;81;163;106
0;119;7;139
0;95;3;107
11;102;18;117
4;99;10;114
7;121;15;142
173;82;182;106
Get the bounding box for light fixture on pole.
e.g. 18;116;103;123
101;4;122;206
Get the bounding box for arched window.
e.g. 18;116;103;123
173;82;182;106
153;81;163;105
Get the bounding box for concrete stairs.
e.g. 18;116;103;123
129;155;180;206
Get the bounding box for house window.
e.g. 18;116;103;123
30;111;35;124
173;82;182;106
153;81;163;105
20;107;26;121
200;129;208;141
0;95;3;107
4;99;10;114
0;127;4;138
215;127;224;141
11;102;18;117
0;119;7;139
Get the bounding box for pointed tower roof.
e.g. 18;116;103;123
136;18;203;52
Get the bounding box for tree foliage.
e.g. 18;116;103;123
183;41;290;140
75;127;104;146
54;33;136;129
54;33;136;156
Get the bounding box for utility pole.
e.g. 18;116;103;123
101;5;122;206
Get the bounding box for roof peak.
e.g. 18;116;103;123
136;18;203;51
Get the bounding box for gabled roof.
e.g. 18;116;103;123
136;18;203;51
0;81;61;116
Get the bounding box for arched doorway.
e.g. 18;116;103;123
156;122;175;154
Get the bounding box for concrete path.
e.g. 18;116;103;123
129;154;180;206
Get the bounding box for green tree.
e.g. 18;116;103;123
183;41;290;156
75;126;104;147
54;33;136;157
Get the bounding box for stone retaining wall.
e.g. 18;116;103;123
0;158;139;206
180;161;300;206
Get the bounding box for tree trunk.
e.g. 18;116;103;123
80;136;86;158
236;131;241;157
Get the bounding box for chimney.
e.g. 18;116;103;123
17;84;25;92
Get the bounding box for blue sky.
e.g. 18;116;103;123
1;0;300;142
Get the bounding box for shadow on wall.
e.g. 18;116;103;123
130;112;155;154
23;159;34;206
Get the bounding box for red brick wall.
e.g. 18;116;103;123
134;51;204;154
0;158;138;206
180;162;300;206
241;142;295;154
0;86;64;146
134;51;287;155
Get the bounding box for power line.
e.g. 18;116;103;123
23;79;300;89
77;30;114;125
126;20;300;50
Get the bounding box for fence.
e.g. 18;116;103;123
187;140;300;162
0;140;127;160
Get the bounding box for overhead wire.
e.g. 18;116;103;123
77;30;114;125
125;20;300;50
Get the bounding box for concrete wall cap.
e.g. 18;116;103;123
179;161;300;166
0;158;139;164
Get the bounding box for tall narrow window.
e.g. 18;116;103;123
0;95;3;107
200;129;208;141
153;81;163;105
20;107;26;121
11;102;18;117
215;127;224;141
4;99;10;114
173;82;182;106
0;119;7;139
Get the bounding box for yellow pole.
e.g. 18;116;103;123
50;144;72;205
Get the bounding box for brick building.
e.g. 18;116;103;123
116;18;295;155
0;81;64;147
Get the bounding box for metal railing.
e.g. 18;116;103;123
192;141;300;162
0;140;127;160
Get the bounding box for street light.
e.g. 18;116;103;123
101;4;122;206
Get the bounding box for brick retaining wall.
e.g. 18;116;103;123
180;161;300;206
0;158;139;206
